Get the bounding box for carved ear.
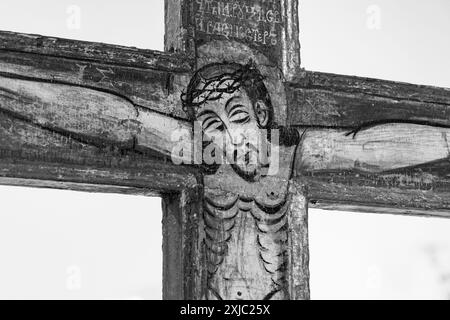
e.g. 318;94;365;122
254;100;270;127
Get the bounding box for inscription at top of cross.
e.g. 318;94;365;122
166;0;300;81
194;0;282;46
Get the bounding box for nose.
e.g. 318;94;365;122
228;129;246;147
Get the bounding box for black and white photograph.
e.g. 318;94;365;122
0;0;449;306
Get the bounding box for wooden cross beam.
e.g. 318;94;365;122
0;0;450;299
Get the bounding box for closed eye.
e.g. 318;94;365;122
198;112;225;133
229;106;250;124
204;119;225;132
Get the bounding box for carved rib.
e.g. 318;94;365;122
203;194;239;278
251;200;289;292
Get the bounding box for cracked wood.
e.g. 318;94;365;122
289;71;450;214
0;31;197;193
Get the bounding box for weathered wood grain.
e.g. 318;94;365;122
165;0;309;300
0;177;160;197
0;159;199;195
290;71;450;214
0;31;206;301
162;187;203;300
165;0;301;79
2;1;450;303
287;180;309;299
307;179;450;218
287;71;450;128
0;51;197;194
0;31;193;72
0;31;194;119
0;76;190;159
303;157;450;215
299;124;450;174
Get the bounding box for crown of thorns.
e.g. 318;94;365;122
181;62;266;119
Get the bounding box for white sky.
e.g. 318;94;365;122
0;0;449;300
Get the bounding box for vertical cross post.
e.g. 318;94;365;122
162;186;203;300
164;0;309;300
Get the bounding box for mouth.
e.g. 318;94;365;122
233;144;259;166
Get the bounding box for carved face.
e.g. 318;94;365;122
196;88;270;181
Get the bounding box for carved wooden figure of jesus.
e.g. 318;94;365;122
180;60;450;300
1;53;450;301
182;62;300;300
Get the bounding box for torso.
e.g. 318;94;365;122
203;144;297;300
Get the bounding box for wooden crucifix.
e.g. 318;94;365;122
0;0;449;300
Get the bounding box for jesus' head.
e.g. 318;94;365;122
182;62;297;181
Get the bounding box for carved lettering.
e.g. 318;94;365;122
194;0;283;46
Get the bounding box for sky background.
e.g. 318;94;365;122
0;0;449;299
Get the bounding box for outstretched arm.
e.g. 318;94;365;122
0;75;191;161
297;123;450;173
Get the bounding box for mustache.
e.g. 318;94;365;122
228;143;260;164
201;139;273;167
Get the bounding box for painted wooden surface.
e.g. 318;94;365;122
287;70;450;137
165;0;300;80
287;180;309;300
0;31;192;72
162;186;203;300
165;0;309;300
2;32;450;214
0;31;193;119
288;71;450;214
0;77;189;158
0;30;199;194
0;0;449;302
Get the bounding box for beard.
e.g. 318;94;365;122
231;163;259;182
201;138;272;180
230;144;269;182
